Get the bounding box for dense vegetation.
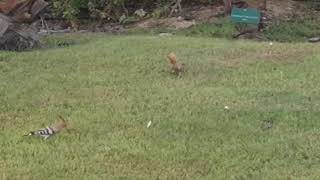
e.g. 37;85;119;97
48;0;320;43
50;0;220;20
49;0;319;21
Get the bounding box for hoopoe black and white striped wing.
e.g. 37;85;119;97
24;126;55;139
37;126;55;138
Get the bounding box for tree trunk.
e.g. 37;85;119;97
223;0;232;15
169;0;182;17
262;0;267;10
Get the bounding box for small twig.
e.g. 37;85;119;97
169;0;182;17
121;2;129;16
40;16;50;35
39;29;71;34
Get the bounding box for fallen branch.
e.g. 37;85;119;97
169;0;182;17
309;37;320;43
38;28;71;35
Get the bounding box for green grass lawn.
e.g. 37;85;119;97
1;34;320;179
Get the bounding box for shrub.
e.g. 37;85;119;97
50;0;220;20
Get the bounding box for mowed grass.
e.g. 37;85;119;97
1;34;320;179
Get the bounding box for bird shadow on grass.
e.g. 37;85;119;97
39;33;99;50
40;38;79;49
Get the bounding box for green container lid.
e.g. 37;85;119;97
231;7;261;25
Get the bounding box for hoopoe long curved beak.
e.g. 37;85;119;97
23;132;34;137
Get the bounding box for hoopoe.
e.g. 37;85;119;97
167;52;185;76
23;116;67;139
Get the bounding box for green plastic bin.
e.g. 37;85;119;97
231;7;261;25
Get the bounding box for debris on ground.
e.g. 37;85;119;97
309;37;320;43
159;32;173;36
0;0;48;51
261;119;273;130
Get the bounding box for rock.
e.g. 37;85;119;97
159;33;173;36
134;9;147;18
309;37;320;43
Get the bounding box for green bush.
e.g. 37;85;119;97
265;16;320;42
179;18;236;39
52;0;89;19
50;0;220;20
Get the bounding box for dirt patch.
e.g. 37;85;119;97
267;0;295;18
133;17;195;30
186;5;225;23
132;5;224;30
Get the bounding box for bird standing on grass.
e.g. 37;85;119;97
23;116;67;139
167;52;186;76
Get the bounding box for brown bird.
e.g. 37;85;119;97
23;116;68;139
167;52;185;76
